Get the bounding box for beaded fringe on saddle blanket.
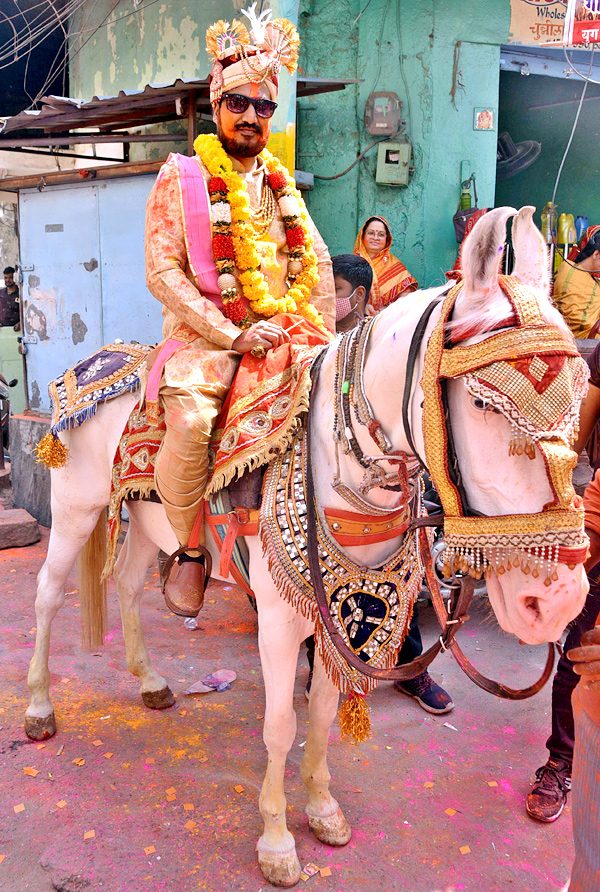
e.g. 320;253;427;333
35;344;153;469
259;424;426;699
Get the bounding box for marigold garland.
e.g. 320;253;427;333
194;133;326;331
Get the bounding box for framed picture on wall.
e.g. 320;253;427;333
473;108;496;131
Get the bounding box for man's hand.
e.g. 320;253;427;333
568;625;600;690
232;320;290;355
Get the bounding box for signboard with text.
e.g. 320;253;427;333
509;0;567;45
564;0;600;43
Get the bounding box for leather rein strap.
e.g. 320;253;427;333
306;338;556;698
401;293;447;470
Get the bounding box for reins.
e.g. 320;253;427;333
305;311;556;699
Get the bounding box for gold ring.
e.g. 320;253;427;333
251;345;267;358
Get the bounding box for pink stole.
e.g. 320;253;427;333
146;153;223;422
172;153;222;306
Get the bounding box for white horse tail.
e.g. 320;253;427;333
78;511;108;650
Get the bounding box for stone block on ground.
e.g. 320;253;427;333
0;507;40;548
9;415;51;527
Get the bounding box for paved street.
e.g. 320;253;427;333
0;529;573;891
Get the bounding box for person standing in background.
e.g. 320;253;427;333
353;216;417;313
553;227;600;339
0;267;20;331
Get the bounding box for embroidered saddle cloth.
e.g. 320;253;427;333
206;313;330;494
100;315;328;575
47;343;152;435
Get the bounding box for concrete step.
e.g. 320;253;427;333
0;507;40;548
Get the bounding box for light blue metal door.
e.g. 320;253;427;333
97;176;163;346
19;183;103;412
19;175;164;414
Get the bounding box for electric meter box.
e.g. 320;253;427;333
375;141;411;186
365;91;403;136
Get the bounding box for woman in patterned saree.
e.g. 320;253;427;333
353;216;418;313
553;226;600;339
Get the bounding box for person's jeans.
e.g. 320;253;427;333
546;579;600;764
397;602;423;664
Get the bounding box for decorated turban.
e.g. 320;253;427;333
206;4;300;107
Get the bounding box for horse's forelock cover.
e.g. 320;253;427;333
448;281;568;342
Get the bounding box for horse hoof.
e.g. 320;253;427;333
142;687;175;710
308;807;352;846
24;712;56;740
257;849;302;888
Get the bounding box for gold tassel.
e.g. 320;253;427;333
35;432;69;469
338;692;372;745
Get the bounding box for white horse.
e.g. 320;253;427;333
25;207;589;887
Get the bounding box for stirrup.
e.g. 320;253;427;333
160;544;213;599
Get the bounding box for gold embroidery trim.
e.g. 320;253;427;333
439;327;578;379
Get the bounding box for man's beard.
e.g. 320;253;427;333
218;125;269;158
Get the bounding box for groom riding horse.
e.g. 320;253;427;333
144;12;335;616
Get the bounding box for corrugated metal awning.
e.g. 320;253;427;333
0;76;359;138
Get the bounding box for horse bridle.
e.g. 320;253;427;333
305;300;557;700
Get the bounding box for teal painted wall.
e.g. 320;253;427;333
70;0;511;286
69;0;299;168
496;70;600;232
297;0;510;286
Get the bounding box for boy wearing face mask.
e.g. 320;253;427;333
333;254;372;333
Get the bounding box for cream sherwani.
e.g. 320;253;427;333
144;150;334;546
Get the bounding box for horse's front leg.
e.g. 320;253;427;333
301;652;351;846
251;542;310;886
114;502;174;709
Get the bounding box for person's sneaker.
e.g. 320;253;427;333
526;757;571;823
393;671;454;714
305;669;313;701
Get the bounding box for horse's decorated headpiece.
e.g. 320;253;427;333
206;4;299;106
422;275;590;584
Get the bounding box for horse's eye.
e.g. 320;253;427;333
471;397;499;413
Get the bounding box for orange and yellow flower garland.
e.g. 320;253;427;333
194;133;326;331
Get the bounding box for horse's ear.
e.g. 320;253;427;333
511;205;551;295
460;207;516;312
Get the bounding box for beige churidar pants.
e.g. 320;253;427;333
155;382;227;549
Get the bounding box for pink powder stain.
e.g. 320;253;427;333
503;725;516;735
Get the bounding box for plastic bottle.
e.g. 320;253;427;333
558;213;575;246
541;201;557;243
460;187;472;211
576;215;589;241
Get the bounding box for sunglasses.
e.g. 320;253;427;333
221;92;278;119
